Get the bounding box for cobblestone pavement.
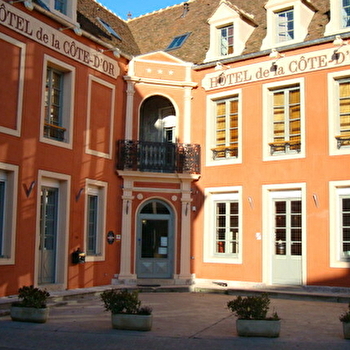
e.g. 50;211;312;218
0;292;350;349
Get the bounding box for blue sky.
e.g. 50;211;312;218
97;0;183;19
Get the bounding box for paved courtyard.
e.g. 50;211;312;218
0;292;350;349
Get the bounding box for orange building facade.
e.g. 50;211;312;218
1;0;350;297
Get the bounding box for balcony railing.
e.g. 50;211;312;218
116;140;201;174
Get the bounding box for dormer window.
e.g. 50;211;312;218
326;0;350;35
39;0;77;23
205;1;255;62
343;0;350;28
97;18;122;40
55;0;67;15
220;24;234;55
262;0;314;50
276;8;294;42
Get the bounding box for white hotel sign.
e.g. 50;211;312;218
0;0;118;78
202;47;350;90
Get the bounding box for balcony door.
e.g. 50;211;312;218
136;200;174;279
139;97;176;172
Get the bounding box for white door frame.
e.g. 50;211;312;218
262;183;307;285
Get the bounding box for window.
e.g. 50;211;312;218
39;0;77;23
262;0;314;49
54;0;67;14
263;79;305;159
87;193;98;255
97;18;122;40
340;196;350;259
212;97;239;160
166;33;190;51
44;67;65;141
219;25;234;56
336;78;350;148
204;1;255;62
0;179;5;258
328;71;350;155
276;8;294;43
269;85;301;154
85;180;107;261
215;201;239;255
41;56;75;148
343;0;350;28
330;182;350;268
273;199;302;256
204;188;242;264
0;164;18;265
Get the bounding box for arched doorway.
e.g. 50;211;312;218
136;199;174;279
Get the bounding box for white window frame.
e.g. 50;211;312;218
328;70;350;156
39;0;78;24
0;33;25;137
204;2;255;62
40;55;75;149
329;181;350;268
276;7;294;43
263;78;305;161
0;163;18;265
203;187;243;264
262;0;314;50
325;0;350;35
262;183;307;285
206;89;242;166
84;179;107;262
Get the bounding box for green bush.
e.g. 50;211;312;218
101;289;152;315
13;285;50;308
227;293;279;320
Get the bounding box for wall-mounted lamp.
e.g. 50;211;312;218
99;47;121;58
248;196;254;209
75;187;85;202
59;24;83;36
125;200;129;214
269;49;285;61
24;180;36;198
9;0;34;10
214;62;231;71
333;35;348;51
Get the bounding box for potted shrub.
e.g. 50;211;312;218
101;288;153;331
10;285;50;323
227;293;281;337
339;302;350;339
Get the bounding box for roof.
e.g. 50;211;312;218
77;0;141;58
76;0;331;64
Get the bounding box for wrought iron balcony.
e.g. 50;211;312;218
116;140;201;174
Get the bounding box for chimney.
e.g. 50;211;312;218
181;3;189;18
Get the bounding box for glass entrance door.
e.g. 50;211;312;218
136;201;173;279
38;187;58;284
272;198;302;285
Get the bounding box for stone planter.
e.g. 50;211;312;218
236;319;281;337
10;306;49;323
111;313;153;331
342;322;350;339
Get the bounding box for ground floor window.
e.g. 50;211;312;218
0;165;18;265
204;187;242;264
84;180;107;261
330;182;350;267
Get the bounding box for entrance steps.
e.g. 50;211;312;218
111;276;193;292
